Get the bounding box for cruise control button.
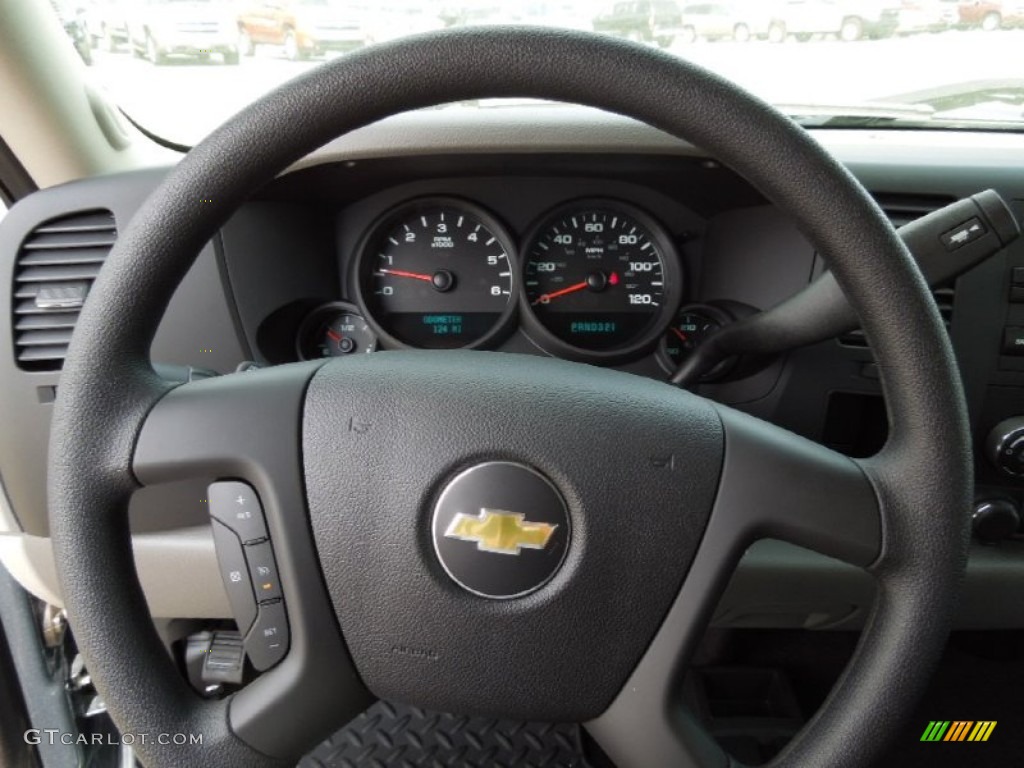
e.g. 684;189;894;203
209;481;268;543
210;519;257;635
245;600;289;671
245;541;282;602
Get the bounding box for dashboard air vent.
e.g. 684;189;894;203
839;195;956;348
12;210;117;371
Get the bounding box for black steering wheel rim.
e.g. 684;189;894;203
48;27;971;768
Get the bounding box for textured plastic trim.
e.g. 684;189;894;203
587;403;881;767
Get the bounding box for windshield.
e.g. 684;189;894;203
53;0;1024;145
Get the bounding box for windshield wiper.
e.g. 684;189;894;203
881;79;1024;126
779;101;936;128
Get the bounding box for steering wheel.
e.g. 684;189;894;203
49;28;971;768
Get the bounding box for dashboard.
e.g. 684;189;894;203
268;178;711;374
339;196;680;364
225;151;796;400
3;108;1024;628
289;190;739;377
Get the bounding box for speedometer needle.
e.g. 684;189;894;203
532;281;588;305
377;268;433;282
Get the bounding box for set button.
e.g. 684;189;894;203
209;481;268;543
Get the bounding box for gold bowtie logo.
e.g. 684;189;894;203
445;509;557;556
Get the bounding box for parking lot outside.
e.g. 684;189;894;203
40;1;1024;144
84;26;1021;146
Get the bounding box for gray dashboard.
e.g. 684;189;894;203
2;108;1024;626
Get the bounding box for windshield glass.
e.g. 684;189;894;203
53;0;1024;145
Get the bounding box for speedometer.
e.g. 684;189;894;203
521;200;682;361
353;198;517;349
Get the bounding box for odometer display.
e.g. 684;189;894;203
354;199;517;349
522;201;681;359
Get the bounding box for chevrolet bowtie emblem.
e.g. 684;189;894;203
444;508;557;556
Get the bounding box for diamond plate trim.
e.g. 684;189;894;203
301;701;594;768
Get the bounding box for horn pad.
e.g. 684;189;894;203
432;461;571;599
303;351;723;721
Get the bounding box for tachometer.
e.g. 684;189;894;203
353;198;517;349
521;200;682;361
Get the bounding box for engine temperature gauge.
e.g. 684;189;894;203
658;305;733;379
297;303;377;360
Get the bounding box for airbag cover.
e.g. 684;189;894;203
303;351;723;720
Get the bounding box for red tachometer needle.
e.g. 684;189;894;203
378;268;433;283
532;281;588;305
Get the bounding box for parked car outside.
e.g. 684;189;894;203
362;4;445;45
474;1;594;31
957;0;1024;29
592;0;684;47
677;2;779;42
50;0;93;64
237;0;369;60
81;0;131;51
127;0;240;65
438;3;502;27
769;0;902;41
898;0;959;33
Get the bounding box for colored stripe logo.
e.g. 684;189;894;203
920;721;996;742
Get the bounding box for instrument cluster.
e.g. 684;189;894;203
296;195;703;370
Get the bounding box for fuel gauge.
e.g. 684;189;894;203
297;303;377;360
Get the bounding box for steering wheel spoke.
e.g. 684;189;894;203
711;405;882;568
587;405;882;768
133;362;373;760
133;361;320;486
